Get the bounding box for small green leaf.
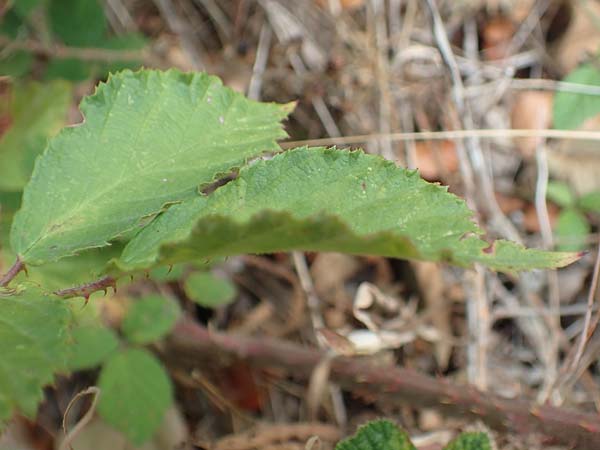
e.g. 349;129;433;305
122;295;180;344
0;288;71;421
67;325;119;371
579;191;600;214
553;63;600;130
117;148;579;273
0;10;24;39
12;0;43;18
184;272;236;308
335;419;416;450
44;58;92;82
444;432;492;450
0;50;33;77
11;69;292;265
44;34;148;82
96;33;147;75
546;181;575;208
555;208;590;252
0;80;71;191
48;0;107;46
97;348;173;445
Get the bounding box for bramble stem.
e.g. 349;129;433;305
165;319;600;448
0;257;24;287
54;276;117;299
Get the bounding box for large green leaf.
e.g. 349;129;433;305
117;148;578;273
97;348;173;445
335;419;416;450
553;63;600;130
10;69;292;265
0;80;71;191
0;288;71;421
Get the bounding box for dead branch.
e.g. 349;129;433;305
165;318;600;448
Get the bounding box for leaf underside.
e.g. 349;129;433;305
10;69;292;265
0;289;71;421
117;148;578;273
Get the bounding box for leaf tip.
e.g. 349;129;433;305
281;100;297;115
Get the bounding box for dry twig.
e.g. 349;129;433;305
166;319;600;448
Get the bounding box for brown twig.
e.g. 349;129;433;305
54;276;117;300
0;257;24;287
165;319;600;448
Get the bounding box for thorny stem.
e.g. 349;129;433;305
0;257;24;288
54;276;117;300
165;319;600;448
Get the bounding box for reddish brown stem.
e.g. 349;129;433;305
166;319;600;448
0;257;24;287
54;276;116;300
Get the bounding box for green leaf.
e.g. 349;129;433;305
12;0;43;18
66;325;119;371
122;295;180;344
0;80;71;191
553;63;600;130
0;192;21;217
579;190;600;213
0;10;25;39
96;33;147;75
335;419;416;450
44;58;92;82
97;348;173;445
555;208;590;252
48;0;107;46
11;69;292;265
444;432;492;450
0;288;71;421
44;34;147;82
183;272;236;308
0;50;33;77
117;148;579;273
546;181;575;207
